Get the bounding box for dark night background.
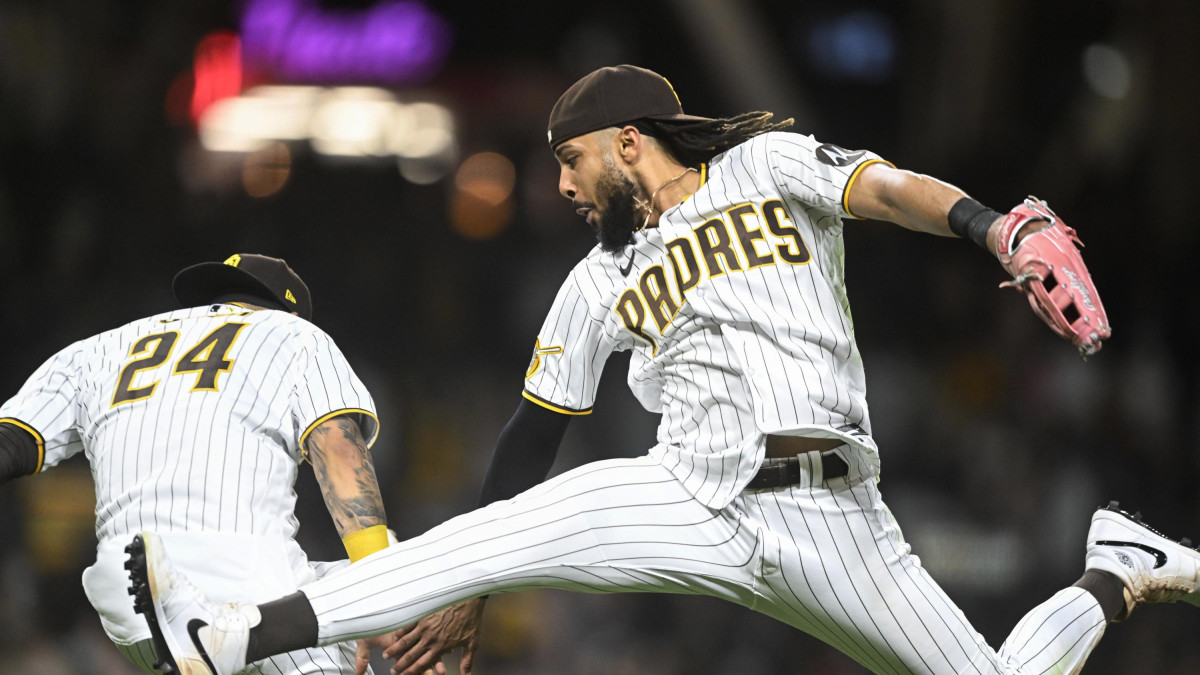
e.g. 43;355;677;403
2;0;1199;672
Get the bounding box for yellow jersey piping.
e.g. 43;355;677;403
299;408;380;459
522;390;592;415
0;417;45;474
842;159;895;219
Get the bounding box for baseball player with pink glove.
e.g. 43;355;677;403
127;66;1194;675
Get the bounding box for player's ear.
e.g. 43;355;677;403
614;125;642;163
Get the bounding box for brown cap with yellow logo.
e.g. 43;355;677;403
173;253;312;322
547;65;711;149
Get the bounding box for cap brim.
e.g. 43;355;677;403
551;112;715;148
173;262;282;310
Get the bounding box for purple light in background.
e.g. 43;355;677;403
240;0;452;84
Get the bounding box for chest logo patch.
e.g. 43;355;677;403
525;338;563;380
815;144;866;167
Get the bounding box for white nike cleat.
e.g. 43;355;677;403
126;533;257;674
1085;501;1200;621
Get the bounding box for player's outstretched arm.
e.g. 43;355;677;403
844;162;980;240
304;415;388;551
844;162;1110;355
845;161;1043;255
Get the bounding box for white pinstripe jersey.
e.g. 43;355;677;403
524;131;890;508
0;304;379;545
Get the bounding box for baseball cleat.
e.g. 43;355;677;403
126;533;257;674
1085;501;1200;621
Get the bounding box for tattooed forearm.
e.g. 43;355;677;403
305;415;386;537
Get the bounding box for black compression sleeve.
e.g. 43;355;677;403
0;421;41;487
476;399;571;507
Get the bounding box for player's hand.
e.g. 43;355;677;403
382;597;487;675
355;633;400;675
993;197;1111;357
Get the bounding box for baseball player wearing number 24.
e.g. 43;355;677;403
0;254;388;674
132;67;1194;675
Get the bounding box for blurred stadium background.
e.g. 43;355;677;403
2;0;1199;672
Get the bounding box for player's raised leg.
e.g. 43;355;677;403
303;460;763;647
128;481;1200;675
128;457;755;675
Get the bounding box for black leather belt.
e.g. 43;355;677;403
746;451;849;490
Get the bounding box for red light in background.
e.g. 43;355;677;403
192;31;242;124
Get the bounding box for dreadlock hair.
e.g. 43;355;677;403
633;112;794;167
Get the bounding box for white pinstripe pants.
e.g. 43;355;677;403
304;453;1106;674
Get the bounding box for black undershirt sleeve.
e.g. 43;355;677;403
0;422;41;487
477;398;572;507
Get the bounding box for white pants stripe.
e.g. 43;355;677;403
303;454;1105;674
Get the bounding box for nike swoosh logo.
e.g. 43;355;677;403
188;618;220;672
1097;540;1168;568
618;250;635;276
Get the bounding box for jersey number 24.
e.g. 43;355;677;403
111;322;248;407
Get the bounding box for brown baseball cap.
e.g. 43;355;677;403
173;253;313;322
547;65;711;149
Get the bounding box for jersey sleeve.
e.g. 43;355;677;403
766;132;893;220
0;341;87;472
291;326;380;457
522;275;617;415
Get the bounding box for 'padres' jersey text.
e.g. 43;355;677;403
613;197;812;353
525;132;887;507
0;305;378;543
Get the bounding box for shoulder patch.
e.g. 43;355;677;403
526;338;563;380
815;144;866;167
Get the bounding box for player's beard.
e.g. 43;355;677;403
591;158;645;252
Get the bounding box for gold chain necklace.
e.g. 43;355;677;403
634;167;698;231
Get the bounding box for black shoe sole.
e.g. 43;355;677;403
126;534;183;674
1101;500;1197;549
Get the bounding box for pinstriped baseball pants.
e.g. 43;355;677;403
304;452;1106;674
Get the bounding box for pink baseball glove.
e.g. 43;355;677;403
996;197;1112;357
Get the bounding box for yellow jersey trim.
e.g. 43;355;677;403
842;159;895;220
343;524;389;563
0;417;46;474
521;390;592;416
299;408;380;459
